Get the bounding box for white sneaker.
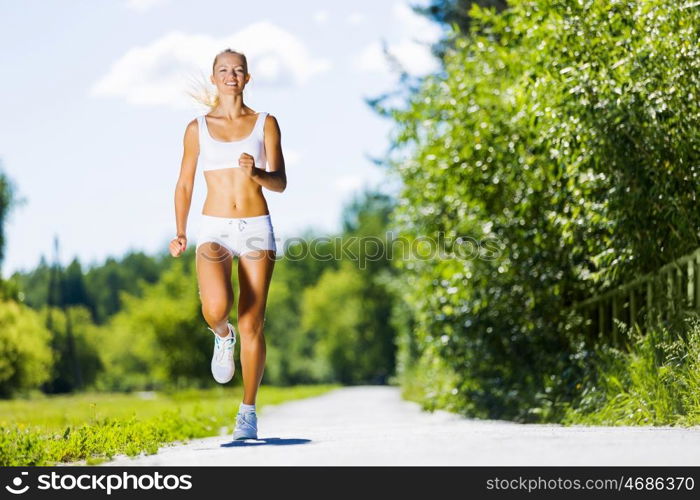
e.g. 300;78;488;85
233;411;258;440
209;322;236;384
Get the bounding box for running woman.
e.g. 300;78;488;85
169;48;287;441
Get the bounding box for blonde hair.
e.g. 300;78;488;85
186;49;249;111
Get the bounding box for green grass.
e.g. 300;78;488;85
0;384;339;466
560;316;700;426
398;314;700;427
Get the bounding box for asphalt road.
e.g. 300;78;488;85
101;385;700;466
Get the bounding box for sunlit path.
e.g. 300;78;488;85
100;386;700;466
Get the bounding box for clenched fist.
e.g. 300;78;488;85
238;152;260;178
170;234;187;257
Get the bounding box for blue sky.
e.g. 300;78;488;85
0;0;443;275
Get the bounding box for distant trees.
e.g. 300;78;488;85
1;185;398;394
0;301;53;397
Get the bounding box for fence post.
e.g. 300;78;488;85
696;252;700;310
630;288;637;329
612;294;619;345
688;260;694;309
667;270;674;320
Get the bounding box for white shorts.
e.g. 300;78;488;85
195;213;278;257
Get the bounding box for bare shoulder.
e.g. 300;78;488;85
263;113;281;133
183;117;200;153
185;117;199;134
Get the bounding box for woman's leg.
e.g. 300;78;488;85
237;249;276;405
196;243;234;337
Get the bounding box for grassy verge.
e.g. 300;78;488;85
561;316;700;426
398;315;700;426
0;384;339;466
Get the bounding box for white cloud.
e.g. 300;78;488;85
89;23;332;109
352;1;442;77
354;42;387;73
125;0;169;12
347;12;365;25
313;10;329;24
392;2;442;43
355;39;439;76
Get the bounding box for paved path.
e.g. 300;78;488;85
102;386;700;466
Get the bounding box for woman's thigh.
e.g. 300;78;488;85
196;242;234;317
237;250;276;331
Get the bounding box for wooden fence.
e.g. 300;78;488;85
569;247;700;347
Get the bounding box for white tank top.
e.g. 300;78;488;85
197;112;268;172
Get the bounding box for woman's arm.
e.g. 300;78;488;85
174;119;199;238
248;114;287;193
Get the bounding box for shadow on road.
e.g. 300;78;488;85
220;437;311;448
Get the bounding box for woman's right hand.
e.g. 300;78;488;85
169;235;187;257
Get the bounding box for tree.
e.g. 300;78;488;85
377;0;700;419
0;301;53;397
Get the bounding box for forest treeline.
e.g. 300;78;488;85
0;189;397;396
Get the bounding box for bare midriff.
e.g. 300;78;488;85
202;168;270;218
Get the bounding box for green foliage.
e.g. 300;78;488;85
12;251;170;325
84;252;171;323
376;0;700;420
61;259;90;307
5;256;52;308
263;254;333;384
0;161;22;271
0;385;338;465
40;305;102;393
301;260;395;384
562;316;700;426
415;0;509;62
94;258;209;391
0;301;53;397
87;194;399;390
2;184;398;394
264;188;398;385
341;189;395;236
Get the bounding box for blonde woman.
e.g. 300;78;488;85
169;49;287;440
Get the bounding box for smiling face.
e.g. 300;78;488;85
211;52;250;95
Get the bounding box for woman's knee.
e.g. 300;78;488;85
237;315;266;338
201;299;230;323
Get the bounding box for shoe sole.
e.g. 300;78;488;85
211;323;236;383
211;362;234;384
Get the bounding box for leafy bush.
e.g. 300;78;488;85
0;301;53;397
377;0;700;419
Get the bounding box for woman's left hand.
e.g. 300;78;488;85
239;153;260;178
